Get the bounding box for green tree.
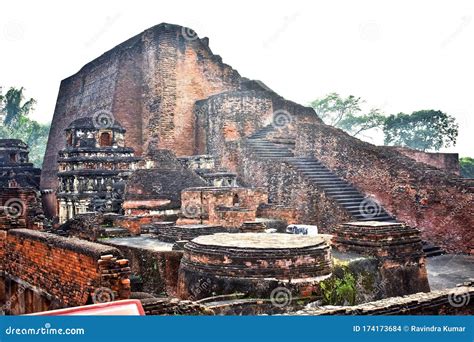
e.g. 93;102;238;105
383;110;458;151
0;87;50;167
310;93;385;137
460;157;474;178
0;87;36;127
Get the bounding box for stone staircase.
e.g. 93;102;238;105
422;241;445;257
246;126;395;222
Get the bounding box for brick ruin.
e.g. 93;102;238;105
177;233;332;300
57;117;140;223
0;228;130;315
0;139;44;230
332;221;430;297
0;23;472;315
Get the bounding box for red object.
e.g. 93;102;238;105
27;300;145;316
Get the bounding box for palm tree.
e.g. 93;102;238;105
0;87;36;127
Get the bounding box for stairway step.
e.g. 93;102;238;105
313;180;354;186
330;193;364;198
333;200;366;206
322;186;355;190
422;242;445;257
295;167;328;171
355;215;393;221
291;163;324;167
300;170;333;174
253;149;293;153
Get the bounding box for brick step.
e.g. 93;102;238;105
332;198;366;204
298;169;338;178
246;134;397;223
253;151;294;155
344;207;389;217
358;216;394;222
307;176;343;184
324;189;364;196
311;181;351;186
322;185;357;191
252;149;293;153
247;142;281;146
293;166;328;171
350;213;392;220
290;163;325;168
323;185;354;194
422;242;445;257
255;154;295;158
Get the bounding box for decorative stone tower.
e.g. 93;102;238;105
57;117;140;223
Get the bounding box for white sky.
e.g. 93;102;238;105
1;0;472;156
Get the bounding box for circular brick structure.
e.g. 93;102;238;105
177;233;332;300
332;221;424;260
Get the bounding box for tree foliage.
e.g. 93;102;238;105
310;93;385;137
460;157;474;178
383;110;458;151
0;86;50;167
310;93;459;153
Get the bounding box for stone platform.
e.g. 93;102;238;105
177;233;332;300
332;221;424;260
332;221;430;296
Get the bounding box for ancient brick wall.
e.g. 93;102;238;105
256;205;298;225
0;188;42;230
225;142;352;232
102;242;183;296
195;88;318;161
194;91;274;155
295;121;474;254
41;23;241;201
293;283;474;315
389;147;460;175
0;229;130;314
180;187;268;227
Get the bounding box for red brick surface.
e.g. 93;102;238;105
1;229;130;311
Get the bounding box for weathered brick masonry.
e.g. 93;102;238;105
178;233;332;300
292;283;473;315
42;23;241;203
0;229;130;314
42;22;472;255
295;121;474;254
389;146;460;176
